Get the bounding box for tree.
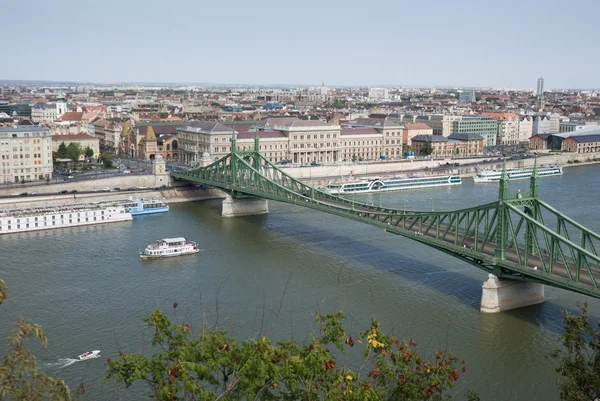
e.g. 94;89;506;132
551;303;600;401
84;146;94;159
402;145;413;154
99;153;113;168
0;279;75;400
420;141;433;156
105;307;468;401
65;143;82;163
57;142;68;159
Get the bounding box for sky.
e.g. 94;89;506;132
2;0;599;88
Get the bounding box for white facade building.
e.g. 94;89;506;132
368;88;390;99
0;126;53;183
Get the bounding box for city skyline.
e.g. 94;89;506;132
2;0;600;88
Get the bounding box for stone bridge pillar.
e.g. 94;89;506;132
480;274;545;313
221;195;268;217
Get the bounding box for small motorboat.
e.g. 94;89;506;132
78;350;101;361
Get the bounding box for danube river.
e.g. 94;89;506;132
1;164;599;400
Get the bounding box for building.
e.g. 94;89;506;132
532;114;550;135
51;134;100;160
454;115;498;147
518;116;533;144
0;126;53;183
94;119;123;153
559;122;587;133
458;91;475;103
400;114;459;136
122;121;182;159
340;128;382;161
403;123;433;146
548;112;560;134
255;117;340;164
343;117;405;159
368;88;390;99
536;77;544;96
482;112;520;145
528;134;551;150
30;91;69;123
446;133;485;155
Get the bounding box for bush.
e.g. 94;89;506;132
573;160;581;164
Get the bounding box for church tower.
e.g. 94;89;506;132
56;89;67;118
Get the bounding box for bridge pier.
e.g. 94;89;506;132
221;195;269;217
480;274;545;313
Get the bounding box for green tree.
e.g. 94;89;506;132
99;153;113;168
402;145;413;154
0;279;75;400
84;146;94;159
551;303;600;401
420;141;433;156
65;143;82;163
57;142;68;159
105;307;468;401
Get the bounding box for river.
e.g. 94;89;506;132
1;164;599;400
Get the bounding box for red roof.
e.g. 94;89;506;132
57;112;84;121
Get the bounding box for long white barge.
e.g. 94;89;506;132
320;174;462;195
473;165;563;183
0;203;132;235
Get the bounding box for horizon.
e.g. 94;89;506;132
2;0;600;88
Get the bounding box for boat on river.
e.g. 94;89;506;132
473;165;562;183
320;174;462;195
79;350;101;361
118;198;169;216
140;237;200;259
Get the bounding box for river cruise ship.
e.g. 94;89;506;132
320;174;462;195
0;203;132;235
473;166;563;183
139;237;199;259
118;198;169;216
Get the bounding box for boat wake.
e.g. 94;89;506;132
45;358;81;369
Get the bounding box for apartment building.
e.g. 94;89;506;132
0;126;52;183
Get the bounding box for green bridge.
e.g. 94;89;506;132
171;134;600;312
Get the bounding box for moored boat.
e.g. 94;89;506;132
0;203;132;235
473;165;562;183
140;237;199;259
119;198;169;216
320;174;462;195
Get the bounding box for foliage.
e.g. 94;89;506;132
56;143;68;159
402;145;413;154
420;142;433;156
0;278;73;400
66;143;82;163
99;153;113;168
106;307;467;401
551;303;600;401
84;146;94;159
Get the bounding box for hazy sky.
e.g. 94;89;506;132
2;0;599;88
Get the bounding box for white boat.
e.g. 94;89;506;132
473;165;562;183
140;237;200;259
0;203;132;235
320;174;461;195
79;350;101;361
118;198;169;216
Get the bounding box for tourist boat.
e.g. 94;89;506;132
79;350;101;361
320;174;462;195
0;203;132;235
473;165;563;183
119;198;169;216
139;237;200;259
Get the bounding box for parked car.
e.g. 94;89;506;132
91;188;100;192
126;186;138;191
30;192;39;195
67;175;74;179
19;192;28;196
101;187;110;192
70;189;78;193
110;187;121;192
10;193;19;196
58;190;69;194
